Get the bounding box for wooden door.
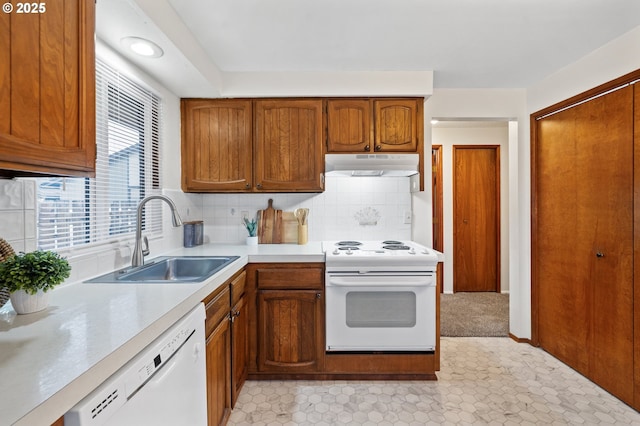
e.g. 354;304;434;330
453;146;500;292
326;99;372;152
535;85;634;404
206;316;231;426
181;99;253;192
374;99;418;152
0;0;95;177
254;99;324;192
257;289;323;372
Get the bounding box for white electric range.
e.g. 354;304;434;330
323;240;438;352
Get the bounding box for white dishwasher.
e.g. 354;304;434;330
65;303;207;426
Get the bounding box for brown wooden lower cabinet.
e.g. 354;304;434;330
203;269;249;426
206;309;231;426
204;285;232;426
230;272;249;407
246;263;438;381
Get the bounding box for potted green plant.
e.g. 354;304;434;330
243;216;258;245
0;250;71;314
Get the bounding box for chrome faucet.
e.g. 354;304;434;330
132;195;183;267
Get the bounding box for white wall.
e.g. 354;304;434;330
528;26;640;113
422;89;528;338
432;125;510;294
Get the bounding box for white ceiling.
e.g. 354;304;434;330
97;0;640;97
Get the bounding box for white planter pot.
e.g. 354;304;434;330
246;236;258;246
10;289;50;314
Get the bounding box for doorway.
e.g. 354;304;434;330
452;145;500;292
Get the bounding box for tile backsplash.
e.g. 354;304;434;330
0;179;36;253
180;175;413;244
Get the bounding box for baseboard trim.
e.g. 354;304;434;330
509;333;532;344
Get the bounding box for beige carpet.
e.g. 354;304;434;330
440;292;509;337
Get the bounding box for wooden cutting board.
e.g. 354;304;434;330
282;212;298;244
258;199;282;243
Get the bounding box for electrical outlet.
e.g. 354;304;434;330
403;210;412;224
230;208;236;216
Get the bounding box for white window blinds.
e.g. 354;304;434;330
37;59;163;250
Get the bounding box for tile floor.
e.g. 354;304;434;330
228;337;640;425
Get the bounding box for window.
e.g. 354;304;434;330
37;59;162;250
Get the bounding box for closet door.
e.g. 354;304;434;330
536;85;633;404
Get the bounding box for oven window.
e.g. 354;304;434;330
345;291;416;328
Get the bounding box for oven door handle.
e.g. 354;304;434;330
327;276;435;287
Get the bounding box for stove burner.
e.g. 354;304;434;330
337;246;360;251
336;241;362;246
382;240;404;245
383;245;411;250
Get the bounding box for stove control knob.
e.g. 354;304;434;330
409;248;416;255
346;249;353;255
333;249;340;255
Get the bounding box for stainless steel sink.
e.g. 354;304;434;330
85;256;240;283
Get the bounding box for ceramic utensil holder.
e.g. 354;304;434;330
297;224;308;245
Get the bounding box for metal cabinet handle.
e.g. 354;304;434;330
256;183;262;189
596;252;605;258
364;145;370;152
375;145;382;151
245;183;250;189
316;293;322;299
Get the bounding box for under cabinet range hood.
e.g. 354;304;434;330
325;153;419;177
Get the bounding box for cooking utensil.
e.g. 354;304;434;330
294;208;309;225
294;208;309;244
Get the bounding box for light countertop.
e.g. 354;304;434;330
0;242;324;426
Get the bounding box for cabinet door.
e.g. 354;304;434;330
0;0;96;177
181;99;253;192
206;315;231;426
231;294;248;407
326;99;372;152
374;99;419;152
257;289;324;372
254;99;324;192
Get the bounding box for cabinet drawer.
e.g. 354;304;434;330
205;285;230;337
257;268;323;289
231;270;247;306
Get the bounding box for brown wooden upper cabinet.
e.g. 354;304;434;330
326;98;422;153
0;0;96;177
181;99;253;192
182;99;324;192
254;99;324;192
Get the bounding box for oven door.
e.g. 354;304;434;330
325;272;436;352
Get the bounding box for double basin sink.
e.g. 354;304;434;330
85;256;240;283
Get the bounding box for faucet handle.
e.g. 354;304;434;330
142;236;150;257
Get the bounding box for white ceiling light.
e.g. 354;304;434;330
121;36;164;58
